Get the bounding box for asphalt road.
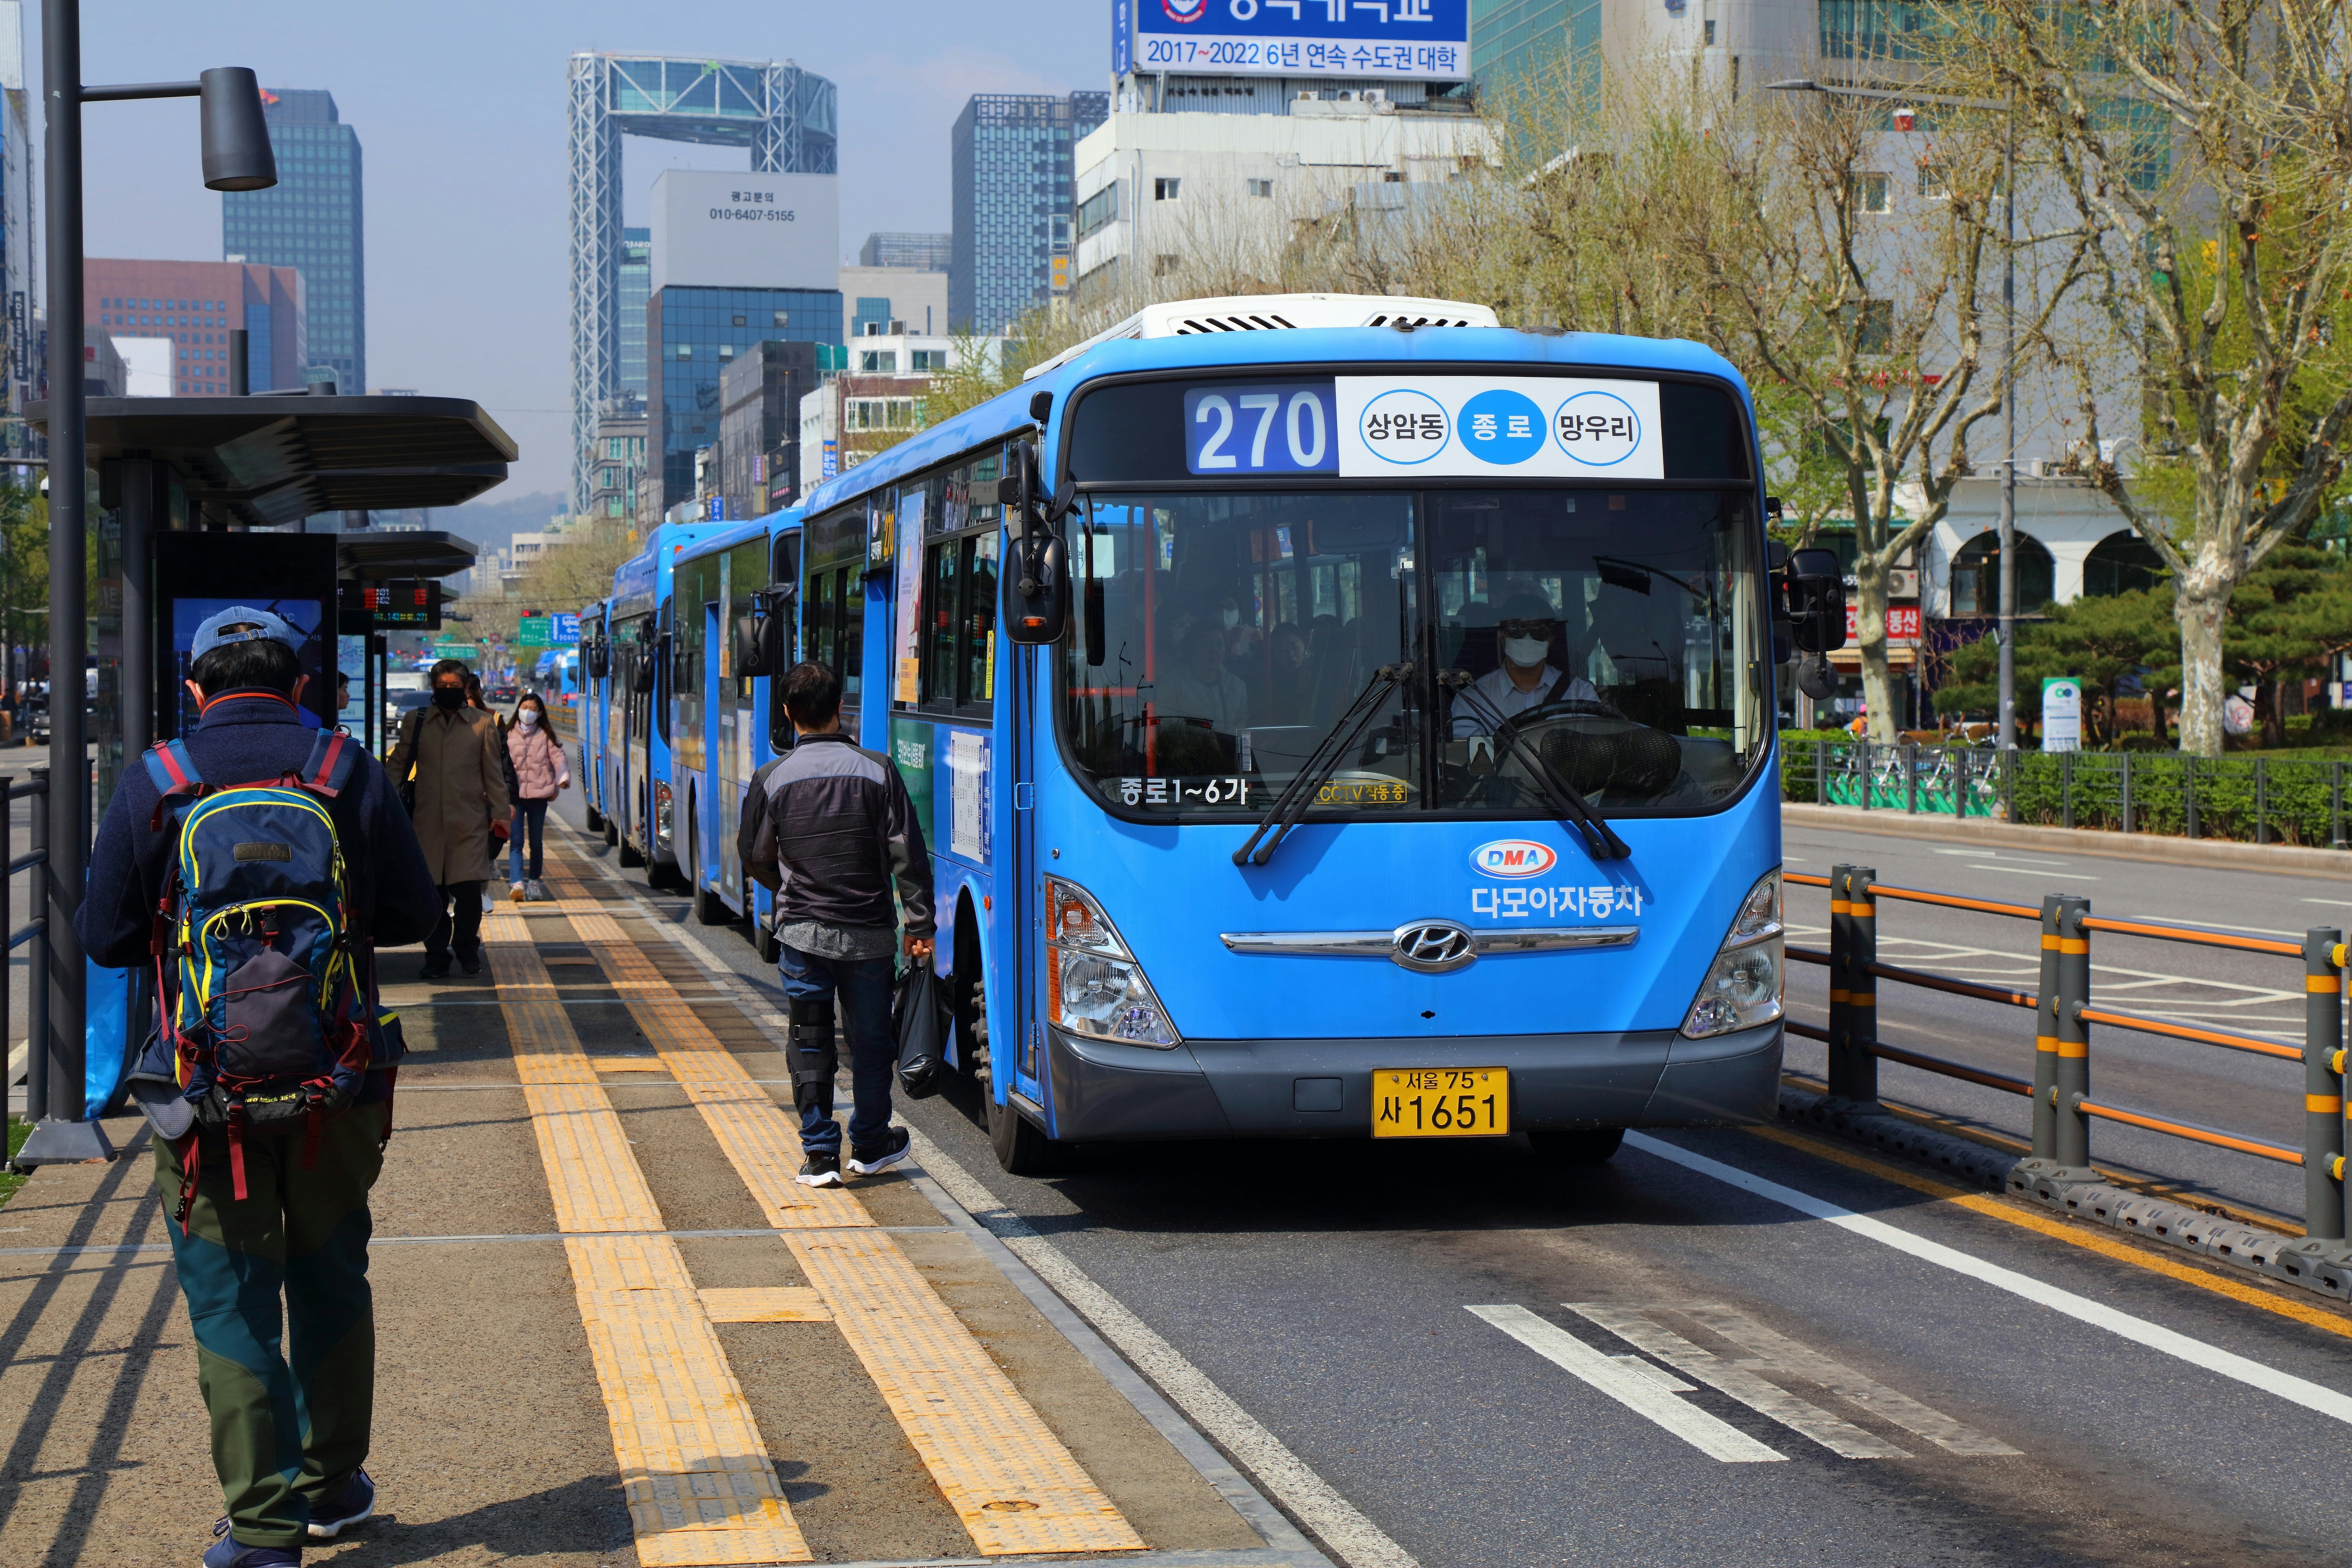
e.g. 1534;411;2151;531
551;782;2352;1568
1782;818;2347;1225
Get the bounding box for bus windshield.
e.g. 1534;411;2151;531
1059;486;1766;820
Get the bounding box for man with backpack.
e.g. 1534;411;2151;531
77;607;440;1567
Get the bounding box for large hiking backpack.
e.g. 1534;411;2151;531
131;728;399;1223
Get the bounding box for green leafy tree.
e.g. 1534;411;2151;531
2217;540;2352;747
1935;589;2172;744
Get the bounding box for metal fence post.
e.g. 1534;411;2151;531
2030;894;2060;1162
2003;746;2017;824
2184;754;2199;839
2062;750;2076;831
1954;750;1969;820
2305;928;2344;1242
2120;752;2133;835
1859;738;1873;811
2257;758;2270;846
1;773;12;1131
1815;738;1827;806
2332;761;2344;849
1828;864;1852;1096
1904;742;1918;813
1831;865;1880;1106
2051;894;2095;1180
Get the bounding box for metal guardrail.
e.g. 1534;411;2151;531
1786;737;2352;848
1786;864;2348;1240
6;770;51;1126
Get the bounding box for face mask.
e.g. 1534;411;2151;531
432;687;465;711
518;710;540;729
1503;636;1550;667
1220;608;1239;630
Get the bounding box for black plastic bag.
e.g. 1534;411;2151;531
893;962;948;1100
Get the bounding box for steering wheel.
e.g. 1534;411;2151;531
1492;697;1633;750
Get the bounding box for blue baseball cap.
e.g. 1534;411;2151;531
190;606;302;659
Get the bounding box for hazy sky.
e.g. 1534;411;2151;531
33;0;1110;496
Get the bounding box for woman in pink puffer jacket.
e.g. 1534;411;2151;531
504;692;570;900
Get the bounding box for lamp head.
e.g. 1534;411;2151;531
1766;77;1822;93
199;68;277;192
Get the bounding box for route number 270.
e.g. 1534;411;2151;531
1184;382;1339;475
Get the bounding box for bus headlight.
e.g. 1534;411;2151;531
1681;869;1784;1039
1046;876;1180;1048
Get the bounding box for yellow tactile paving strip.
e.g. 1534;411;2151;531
701;1286;834;1322
483;913;813;1566
548;881;1145;1558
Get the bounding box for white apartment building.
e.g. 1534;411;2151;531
797;330;1005;498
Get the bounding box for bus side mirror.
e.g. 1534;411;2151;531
999;441;1070;645
587;640;609;679
629;643;655;694
1782;547;1847;654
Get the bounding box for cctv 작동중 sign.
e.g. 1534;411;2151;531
1116;0;1469;79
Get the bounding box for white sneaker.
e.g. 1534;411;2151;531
509;882;526;904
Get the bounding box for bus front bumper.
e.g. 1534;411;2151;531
1042;1020;1782;1141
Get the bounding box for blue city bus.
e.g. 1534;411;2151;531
668;509;803;950
574;597;611;833
606;520;725;879
793;294;1843;1173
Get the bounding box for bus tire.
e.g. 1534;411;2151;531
755;914;781;965
988;1087;1062;1176
585;804;603;832
618;835;645;868
603;816;619;848
691;846;727;925
1527;1128;1625;1166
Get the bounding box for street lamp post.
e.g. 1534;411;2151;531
14;0;273;1168
1768;77;2019;748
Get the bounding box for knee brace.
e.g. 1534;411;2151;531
787;997;838;1113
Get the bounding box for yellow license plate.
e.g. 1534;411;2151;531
1371;1068;1509;1138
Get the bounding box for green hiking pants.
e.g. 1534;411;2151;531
155;1102;386;1549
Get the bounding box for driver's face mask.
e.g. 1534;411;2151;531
1502;635;1550;667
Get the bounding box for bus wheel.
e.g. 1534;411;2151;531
691;844;727;925
754;913;781;965
585;804;603;832
618;834;645;868
1527;1128;1625;1166
988;1086;1062;1176
603;816;619;847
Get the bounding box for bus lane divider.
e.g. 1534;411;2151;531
1623;1132;2352;1428
545;874;1149;1560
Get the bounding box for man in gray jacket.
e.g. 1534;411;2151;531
745;661;934;1187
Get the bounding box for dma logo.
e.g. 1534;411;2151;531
1162;0;1208;17
1471;839;1559;879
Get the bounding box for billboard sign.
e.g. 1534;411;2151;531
518;616;552;648
650;168;840;294
1117;0;1469;80
552;612;582;643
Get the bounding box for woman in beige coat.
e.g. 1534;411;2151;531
387;659;512;977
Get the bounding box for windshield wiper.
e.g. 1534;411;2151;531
1232;662;1413;868
1443;671;1633;862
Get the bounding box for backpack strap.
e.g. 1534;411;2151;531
298;726;362;798
143;740;207;831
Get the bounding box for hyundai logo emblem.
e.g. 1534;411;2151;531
1391;920;1477;973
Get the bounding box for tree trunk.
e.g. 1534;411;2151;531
2259;675;2286;749
2173;579;2229;757
1853;557;1898;741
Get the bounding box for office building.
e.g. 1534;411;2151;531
80;329;126;397
796;331;998;497
641;168;841;523
568;52;838;513
589;396;648;522
618;226;652;401
86;259;306;394
858;232;951;272
839;264;948;341
718;341;821;518
222;88;363;392
950;92;1107;332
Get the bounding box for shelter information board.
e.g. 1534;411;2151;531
1115;0;1469;79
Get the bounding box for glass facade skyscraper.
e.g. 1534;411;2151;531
951;93;1107;333
645;285;841;520
1469;0;1603;89
618;226;652;401
222;88;363;391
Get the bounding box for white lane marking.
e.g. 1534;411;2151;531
1625;1133;2352;1427
917;1128;1421;1568
1569;1304;1907;1458
1934;849;2071;866
1677;1303;2020;1456
1965;865;2102;880
1466;1306;1785;1464
1611;1354;1697;1392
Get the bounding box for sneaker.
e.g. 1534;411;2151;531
847;1126;912;1177
307;1467;374;1539
419;957;451;981
457;951;482;976
201;1516;301;1566
795;1151;843;1187
528;878;552;902
509;881;526;903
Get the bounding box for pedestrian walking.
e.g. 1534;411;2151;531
744;660;933;1187
386;658;511;977
76;607;440;1566
504;691;569;902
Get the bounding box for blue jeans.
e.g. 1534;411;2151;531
507;798;549;882
776;943;898;1158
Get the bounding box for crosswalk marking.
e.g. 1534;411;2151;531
546;875;1147;1559
1466;1306;1786;1463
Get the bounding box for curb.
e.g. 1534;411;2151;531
1775;1087;2352;1307
1780;801;2352;877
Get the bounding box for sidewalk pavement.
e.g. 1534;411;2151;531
0;827;1290;1568
1782;801;2352;877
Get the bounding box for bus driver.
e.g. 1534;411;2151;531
1451;592;1598;738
